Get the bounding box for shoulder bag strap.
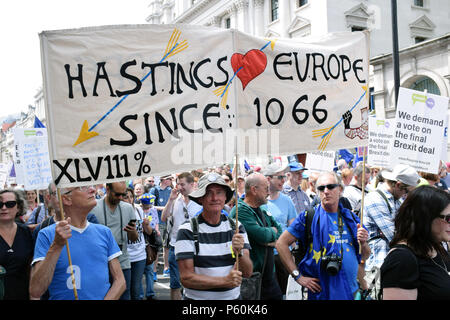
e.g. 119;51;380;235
375;189;392;214
190;216;199;255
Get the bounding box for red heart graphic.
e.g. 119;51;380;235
231;49;267;90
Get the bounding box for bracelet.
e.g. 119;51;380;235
294;273;302;281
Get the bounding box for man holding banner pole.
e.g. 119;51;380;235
30;185;125;300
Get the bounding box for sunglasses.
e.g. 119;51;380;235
439;214;450;223
317;184;339;192
270;175;287;180
112;190;128;198
0;201;17;209
64;185;94;195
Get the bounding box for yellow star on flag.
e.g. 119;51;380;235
312;250;322;264
328;233;336;245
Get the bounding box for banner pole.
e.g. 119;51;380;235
56;188;79;300
234;154;239;270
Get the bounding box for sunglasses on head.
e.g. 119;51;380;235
439;214;450;223
317;184;339;192
0;201;17;209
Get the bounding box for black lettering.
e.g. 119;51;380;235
292;95;309;125
144;113;153;145
327;54;340;79
293;52;310;82
203;103;222;133
74;159;92;182
273;53;293;80
141;61;169;96
193;58;213;88
180;104;203;133
83;157;103;180
353;59;366;83
92;62;116;97
53;159;75;185
214;56;229;86
266;98;284;125
115;60;142;97
176;62;197;94
110;115;138;146
169;62;176;95
339;55;351;82
64;64;87;99
155;108;179;143
103;156;114;179
311;53;330;81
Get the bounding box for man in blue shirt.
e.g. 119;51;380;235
261;163;297;295
30;185;125;300
276;171;370;300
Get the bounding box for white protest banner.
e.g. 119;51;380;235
40;24;369;187
305;150;336;172
389;87;449;174
367;116;395;168
13;128;52;190
441;115;448;162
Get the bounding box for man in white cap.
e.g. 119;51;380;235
175;172;252;300
362;164;420;298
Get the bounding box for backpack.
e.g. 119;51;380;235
190;215;236;255
291;207;317;265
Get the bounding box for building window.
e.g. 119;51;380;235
411;77;440;95
225;17;231;29
351;26;366;32
414;0;424;7
271;0;279;21
369;87;375;111
414;36;427;43
298;0;308;7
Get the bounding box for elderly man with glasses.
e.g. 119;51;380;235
277;171;370;300
30;184;126;300
90;181;138;300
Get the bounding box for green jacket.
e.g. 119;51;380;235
230;199;282;273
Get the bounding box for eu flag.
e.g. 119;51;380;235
337;149;353;164
34;116;45;128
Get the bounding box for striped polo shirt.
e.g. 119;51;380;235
175;213;251;300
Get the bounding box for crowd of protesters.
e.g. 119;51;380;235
0;158;449;300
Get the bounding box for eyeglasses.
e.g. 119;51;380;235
183;207;189;219
317;184;339;192
0;201;17;208
270;175;286;180
439;214;450;223
111;190;127;198
63;185;94;195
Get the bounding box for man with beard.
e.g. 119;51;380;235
90;181;138;300
230;173;283;300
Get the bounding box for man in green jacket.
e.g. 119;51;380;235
230;173;283;300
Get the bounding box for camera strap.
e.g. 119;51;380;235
103;199;124;244
336;210;344;259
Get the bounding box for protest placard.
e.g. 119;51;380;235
388;87;449;174
40;24;369;187
367;116;394;168
13;128;52;190
0;163;8;188
305;150;336;172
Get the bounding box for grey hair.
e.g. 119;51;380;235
353;163;370;178
316;171;344;194
244;173;264;194
0;188;28;217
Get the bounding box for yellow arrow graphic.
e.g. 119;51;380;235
73;120;99;147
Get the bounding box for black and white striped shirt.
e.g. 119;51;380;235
175;213;251;300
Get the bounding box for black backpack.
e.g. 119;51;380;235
291;207;317;265
190;215;236;255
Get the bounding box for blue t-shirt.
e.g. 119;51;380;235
33;222;121;300
150;186;172;223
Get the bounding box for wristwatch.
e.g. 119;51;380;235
291;270;301;281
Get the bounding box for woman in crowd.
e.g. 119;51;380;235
381;186;450;299
23;190;38;222
123;187;151;300
0;189;33;299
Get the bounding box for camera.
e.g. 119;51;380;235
321;253;342;276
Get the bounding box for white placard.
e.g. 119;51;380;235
389;87;449;174
367;117;394;168
305;150;336;172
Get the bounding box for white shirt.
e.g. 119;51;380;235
169;195;202;247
